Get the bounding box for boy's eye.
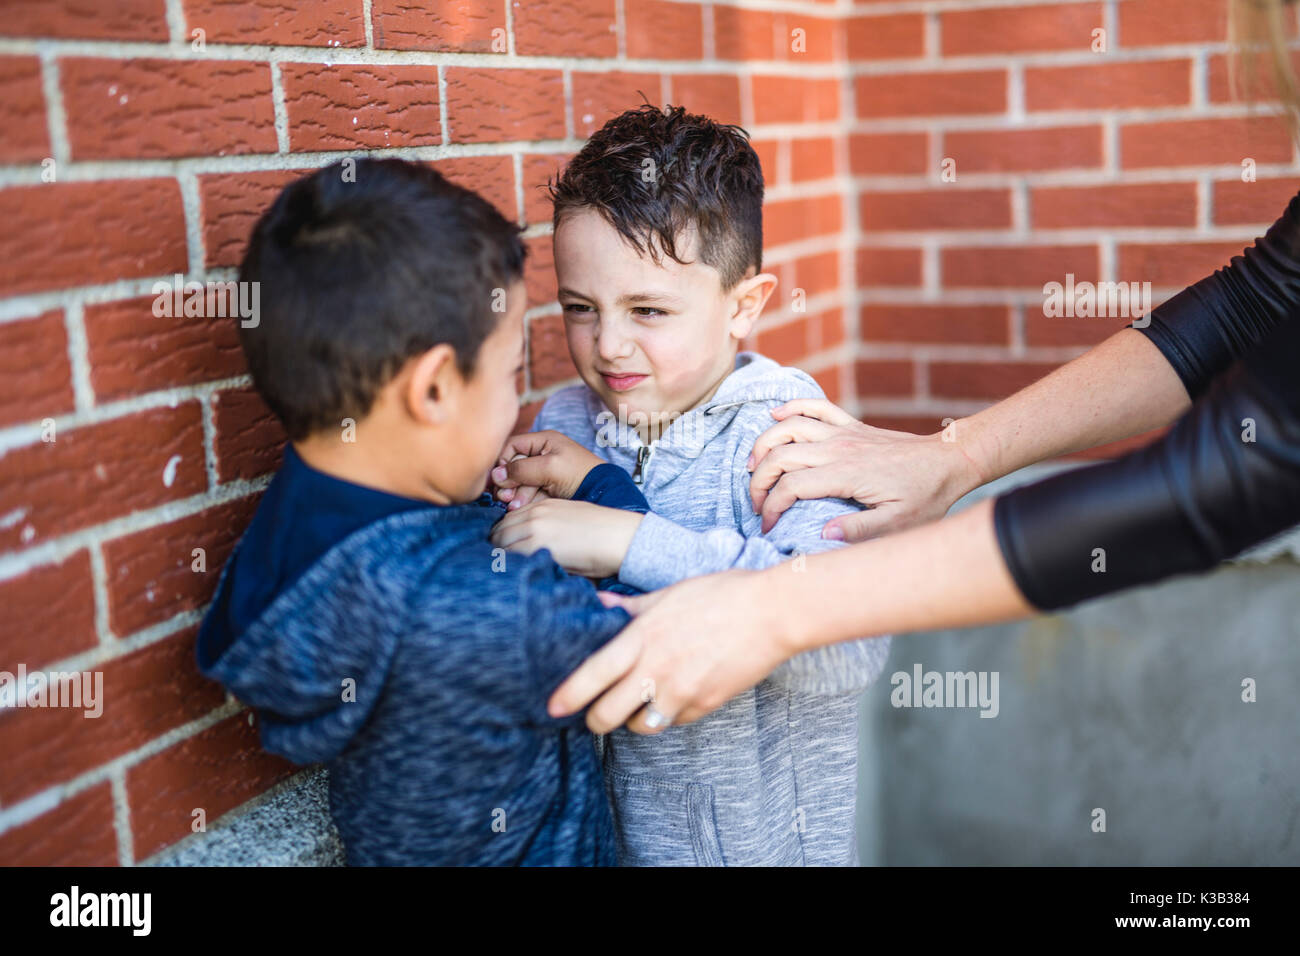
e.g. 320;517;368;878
632;307;664;317
562;302;593;314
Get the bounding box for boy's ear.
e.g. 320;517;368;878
727;271;779;340
403;343;462;426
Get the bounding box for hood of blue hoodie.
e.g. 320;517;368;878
196;505;496;764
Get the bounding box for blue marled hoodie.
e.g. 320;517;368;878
533;350;894;866
196;491;631;866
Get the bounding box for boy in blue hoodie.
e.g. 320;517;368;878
488;105;893;866
195;158;649;866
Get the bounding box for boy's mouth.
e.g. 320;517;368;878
599;371;648;392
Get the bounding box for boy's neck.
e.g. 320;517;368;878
293;430;454;506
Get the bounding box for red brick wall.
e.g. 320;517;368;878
1;0;1296;864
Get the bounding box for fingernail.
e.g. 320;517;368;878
491;466;506;482
824;524;844;540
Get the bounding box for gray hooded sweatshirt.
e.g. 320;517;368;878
533;350;893;866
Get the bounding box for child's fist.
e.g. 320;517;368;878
491;431;605;503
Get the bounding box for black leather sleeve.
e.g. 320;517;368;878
1136;189;1300;399
994;292;1300;612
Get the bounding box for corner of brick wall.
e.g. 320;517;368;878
2;0;1297;865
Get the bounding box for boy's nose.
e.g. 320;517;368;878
595;323;634;361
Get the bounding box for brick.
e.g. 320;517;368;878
812;363;842;403
0;57;50;163
61;58;276;160
857;247;923;287
0;782;117;866
282;63;440;151
789;250;841;300
856;71;1006;119
790;136;838;182
751;76;839;125
514;0;617;58
943;125;1103;173
626;0;704;60
860;304;1009;346
0;550;97;673
0;628;228;806
0;179;186;298
0;311;74;428
1213;177;1300;225
930;360;1061;400
85;295;246;401
524;236;558;308
0;404;205;553
212;386;286;483
200;169;303;269
127;713;298;861
849;132;928;175
1026;308;1133;347
1032;182;1198;228
521;153;570;226
781;14;837;62
765;194;842;248
4;0;166;41
669;74;743;127
757;317;812;365
434;155;518;223
861;188;1012;232
1025;59;1191;111
846;14;926;59
1118;240;1250;288
573;71;661;138
752;139;781;185
943;244;1099;289
757;310;844;364
854;359;915;397
528;312;576;389
445;68;565;142
1122;117;1294;168
183;0;366;46
372;0;506;51
714;5;779;61
1119;0;1229;45
942;3;1103;55
104;497;259;636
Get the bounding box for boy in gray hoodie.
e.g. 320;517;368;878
489;105;893;866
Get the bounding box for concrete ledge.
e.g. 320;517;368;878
145;766;344;867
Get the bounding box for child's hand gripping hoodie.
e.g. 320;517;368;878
533;351;894;866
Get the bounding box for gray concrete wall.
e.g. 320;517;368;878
855;467;1300;866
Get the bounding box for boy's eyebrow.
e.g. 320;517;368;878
558;287;683;307
618;292;682;307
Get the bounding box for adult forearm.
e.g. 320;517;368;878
764;498;1034;655
954;329;1191;488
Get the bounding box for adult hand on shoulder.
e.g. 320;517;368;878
547;569;794;734
747;399;986;542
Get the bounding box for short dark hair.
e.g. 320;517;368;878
238;158;525;441
549;104;764;290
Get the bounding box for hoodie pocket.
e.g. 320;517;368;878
605;768;726;866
